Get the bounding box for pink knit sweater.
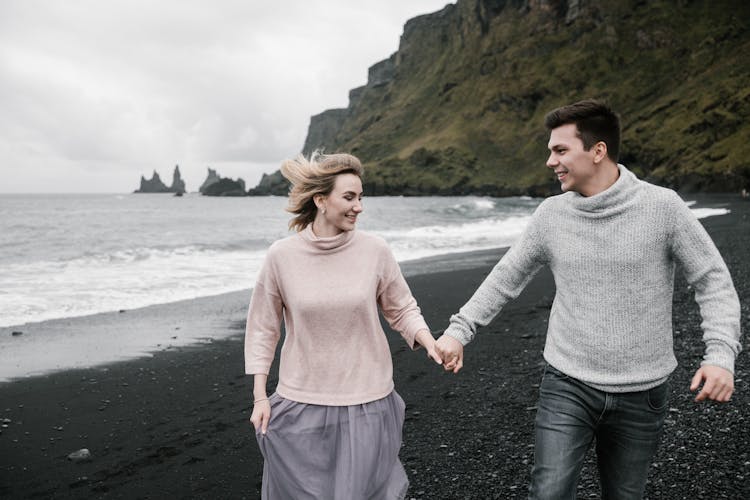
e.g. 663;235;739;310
244;226;430;405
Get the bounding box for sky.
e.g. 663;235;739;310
0;0;451;193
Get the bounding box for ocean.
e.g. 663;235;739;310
0;193;732;329
0;193;730;380
0;193;544;328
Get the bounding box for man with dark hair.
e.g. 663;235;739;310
436;99;741;498
543;99;621;162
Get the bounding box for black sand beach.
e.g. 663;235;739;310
1;194;748;499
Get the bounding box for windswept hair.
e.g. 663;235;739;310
280;151;363;231
544;99;621;162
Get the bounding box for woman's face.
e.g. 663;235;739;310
316;173;363;235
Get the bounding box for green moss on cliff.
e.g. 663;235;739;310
298;0;750;195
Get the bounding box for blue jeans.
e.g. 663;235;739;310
528;364;669;500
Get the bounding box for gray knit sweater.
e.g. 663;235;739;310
445;165;742;392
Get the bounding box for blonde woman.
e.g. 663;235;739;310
245;152;442;499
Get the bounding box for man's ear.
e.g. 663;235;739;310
593;141;608;164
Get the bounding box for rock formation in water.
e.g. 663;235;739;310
135;165;186;194
134;171;170;193
198;167;246;196
251;0;750;195
247;171;290;196
202;177;247;197
199;168;221;194
170;165;186;194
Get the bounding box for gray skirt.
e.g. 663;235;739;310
255;390;408;500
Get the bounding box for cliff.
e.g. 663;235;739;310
275;0;750;196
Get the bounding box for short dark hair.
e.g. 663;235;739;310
544;99;621;162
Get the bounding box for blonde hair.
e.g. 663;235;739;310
280;151;363;231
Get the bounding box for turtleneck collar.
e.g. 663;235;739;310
298;224;356;251
566;164;641;217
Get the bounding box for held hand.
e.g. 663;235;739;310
250;399;271;434
415;329;443;366
690;365;734;402
435;335;464;374
425;343;444;366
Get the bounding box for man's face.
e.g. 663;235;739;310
546;123;598;195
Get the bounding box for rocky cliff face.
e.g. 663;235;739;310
289;0;750;195
302;109;348;157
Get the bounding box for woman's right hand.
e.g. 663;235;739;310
415;329;443;366
250;398;271;435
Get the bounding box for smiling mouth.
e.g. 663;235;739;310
555;170;568;179
346;215;357;222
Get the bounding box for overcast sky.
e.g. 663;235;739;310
0;0;450;193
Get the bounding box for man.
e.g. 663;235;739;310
436;100;741;499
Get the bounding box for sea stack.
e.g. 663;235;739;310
199;168;220;194
170;165;186;194
134;171;170;193
135;166;187;194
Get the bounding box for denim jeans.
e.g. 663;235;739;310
528;364;669;500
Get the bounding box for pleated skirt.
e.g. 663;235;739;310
255;390;408;500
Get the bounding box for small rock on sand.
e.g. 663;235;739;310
67;448;92;462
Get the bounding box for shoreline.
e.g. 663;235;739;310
0;247;508;383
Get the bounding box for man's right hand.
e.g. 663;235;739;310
435;335;464;373
690;365;734;402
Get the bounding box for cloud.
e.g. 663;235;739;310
0;0;449;192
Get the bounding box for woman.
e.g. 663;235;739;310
245;151;442;499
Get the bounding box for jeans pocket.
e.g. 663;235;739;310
646;381;670;411
545;363;571;380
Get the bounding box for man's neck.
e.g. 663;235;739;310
579;162;620;197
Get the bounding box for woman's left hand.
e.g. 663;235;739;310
415;329;443;365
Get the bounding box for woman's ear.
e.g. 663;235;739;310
313;193;325;211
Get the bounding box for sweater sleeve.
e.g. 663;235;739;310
669;194;742;373
244;255;284;375
443;204;549;346
377;244;430;350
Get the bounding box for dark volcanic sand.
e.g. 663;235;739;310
1;194;748;499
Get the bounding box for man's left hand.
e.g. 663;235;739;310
690;365;734;402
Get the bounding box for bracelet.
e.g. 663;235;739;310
254;397;269;403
